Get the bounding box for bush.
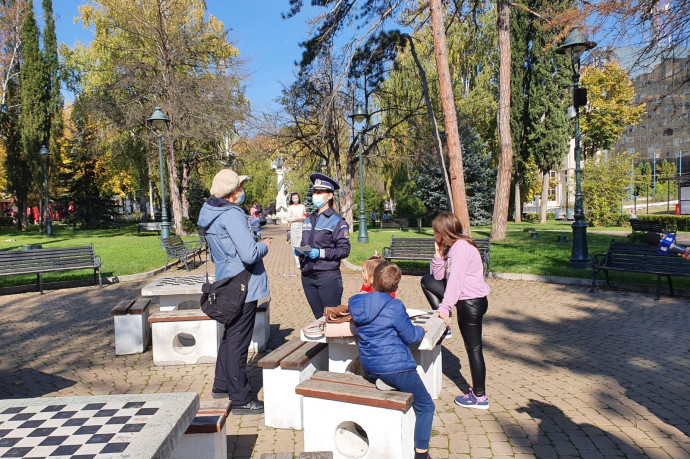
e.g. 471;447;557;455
636;214;690;232
0;216;14;227
523;213;538;222
181;217;199;234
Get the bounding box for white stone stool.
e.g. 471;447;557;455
148;310;222;365
171;400;230;459
296;372;415;459
258;338;328;429
111;298;151;355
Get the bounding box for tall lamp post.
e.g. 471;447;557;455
38;145;53;237
556;27;596;269
350;104;370;243
147;107;171;239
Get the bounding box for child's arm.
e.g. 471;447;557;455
392;302;425;346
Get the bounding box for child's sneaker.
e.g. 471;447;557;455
444;327;452;339
454;389;489;410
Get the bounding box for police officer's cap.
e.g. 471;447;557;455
310;173;339;191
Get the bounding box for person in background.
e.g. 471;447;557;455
421;211;491;410
248;205;262;239
197;169;271;415
370;210;377;227
630;209;638;219
286;193;306;268
296;173;351;319
349;261;435;459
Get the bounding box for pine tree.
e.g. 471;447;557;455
459;120;497;226
42;0;63;158
18;2;48;230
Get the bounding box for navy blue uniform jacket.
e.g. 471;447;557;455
349;292;425;375
300;207;350;277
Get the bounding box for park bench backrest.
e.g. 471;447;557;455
605;241;690;274
161;235;186;253
630;219;669;234
0;245;98;275
389;237;435;258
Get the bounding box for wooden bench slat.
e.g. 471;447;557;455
129;299;151;315
309;371;376;389
298;453;333;459
280;342;327;370
296;378;412;412
198;400;232;415
258;338;305;369
148;309;210;323
111;299;135;316
185;414;226;434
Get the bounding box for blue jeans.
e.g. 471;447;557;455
375;370;434;450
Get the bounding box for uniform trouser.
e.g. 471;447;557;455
214;300;257;405
301;272;343;319
420;275;488;397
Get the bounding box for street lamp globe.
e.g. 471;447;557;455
555;27;596;68
147;106;170;135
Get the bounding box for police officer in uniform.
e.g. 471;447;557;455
295;173;351;319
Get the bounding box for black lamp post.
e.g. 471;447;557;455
147;107;171;239
350;103;370;243
556;27;596;269
38;145;53;237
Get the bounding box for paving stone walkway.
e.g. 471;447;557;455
1;223;689;458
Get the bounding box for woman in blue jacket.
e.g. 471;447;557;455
198;168;271;415
349;261;435;459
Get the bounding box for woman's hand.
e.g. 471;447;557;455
434;240;443;258
436;311;451;328
263;238;272;246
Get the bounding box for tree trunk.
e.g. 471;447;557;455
165;143;184;235
181;162;190;218
429;0;471;235
405;33;453;213
514;180;522;223
491;0;514;241
18;195;28;230
539;170;549;224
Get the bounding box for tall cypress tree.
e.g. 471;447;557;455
17;2;48;230
42;0;62;158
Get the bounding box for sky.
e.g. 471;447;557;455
48;0;319;113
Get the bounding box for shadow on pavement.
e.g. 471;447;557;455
517;399;642;456
490;284;689;438
0;368;76;398
227;433;258;458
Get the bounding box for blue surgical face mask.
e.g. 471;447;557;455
312;194;327;209
236;192;246;206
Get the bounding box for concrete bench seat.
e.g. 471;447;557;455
171;400;231;459
258;338;328;429
111;298;151;355
296;371;414;459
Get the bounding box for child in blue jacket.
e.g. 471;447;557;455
349;261;435;459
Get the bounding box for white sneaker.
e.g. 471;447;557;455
375;379;397;391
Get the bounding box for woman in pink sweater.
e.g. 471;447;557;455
421;212;491;410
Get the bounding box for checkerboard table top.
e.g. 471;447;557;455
0;393;198;459
300;308;445;350
141;275;214;296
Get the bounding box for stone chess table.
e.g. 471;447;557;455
0;392;198;459
300;309;445;398
141;275;214;311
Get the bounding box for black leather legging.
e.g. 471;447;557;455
421;274;489;396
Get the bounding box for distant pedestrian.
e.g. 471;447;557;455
287;193;306;268
370;210;377;227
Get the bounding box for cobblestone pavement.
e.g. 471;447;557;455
1;224;689;458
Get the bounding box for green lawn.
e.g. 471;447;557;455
0;223;198;287
2;221;687;291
